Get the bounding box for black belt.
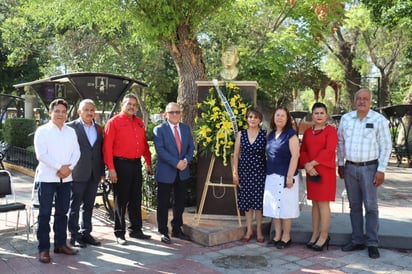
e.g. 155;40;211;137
114;157;141;162
346;159;378;166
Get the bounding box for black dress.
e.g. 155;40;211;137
238;129;266;211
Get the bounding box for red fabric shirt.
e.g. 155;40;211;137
103;112;152;169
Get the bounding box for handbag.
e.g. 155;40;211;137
307;175;321;182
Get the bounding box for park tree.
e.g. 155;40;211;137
199;0;333;111
0;0;42;95
3;0;236;128
362;0;412;104
351;5;409;107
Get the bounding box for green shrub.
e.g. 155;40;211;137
146;121;162;141
3;118;36;148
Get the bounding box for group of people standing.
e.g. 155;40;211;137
232;88;392;259
34;95;194;264
32;87;391;264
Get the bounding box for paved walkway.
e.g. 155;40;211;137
0;159;412;273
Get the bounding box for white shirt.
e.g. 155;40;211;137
34;121;80;183
337;109;392;172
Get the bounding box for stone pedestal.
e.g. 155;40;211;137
196;81;258;107
195;81;258;215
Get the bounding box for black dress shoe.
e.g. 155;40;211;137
82;234;101;246
276;239;292;249
130;230;151;240
171;231;191;241
70;235;87;248
368;246;380;259
161;234;171;244
341;242;365;252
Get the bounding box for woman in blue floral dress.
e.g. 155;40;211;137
232;109;266;243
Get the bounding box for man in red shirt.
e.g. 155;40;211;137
103;94;152;245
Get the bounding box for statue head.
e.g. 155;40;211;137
221;46;239;69
220;46;239;80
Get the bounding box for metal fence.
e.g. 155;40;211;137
3;146;38;170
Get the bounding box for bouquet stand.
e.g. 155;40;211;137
194;155;241;226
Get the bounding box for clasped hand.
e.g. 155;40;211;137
56;164;72;179
176;159;188;171
304;163;318;176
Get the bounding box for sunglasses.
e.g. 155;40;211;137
167;111;181;115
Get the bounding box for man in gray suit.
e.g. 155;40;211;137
68;99;105;247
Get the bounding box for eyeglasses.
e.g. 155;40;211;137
167;111;181;115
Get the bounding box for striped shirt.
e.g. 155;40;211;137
337;109;392;172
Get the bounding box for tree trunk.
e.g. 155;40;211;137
166;25;206;129
379;73;390;108
344;67;362;109
328;28;362;110
133;86;150;126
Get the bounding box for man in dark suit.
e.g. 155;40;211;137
67;99;105;247
153;102;195;244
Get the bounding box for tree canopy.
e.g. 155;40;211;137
1;0;412;125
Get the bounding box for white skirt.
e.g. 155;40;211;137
263;173;300;219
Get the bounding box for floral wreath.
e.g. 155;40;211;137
195;82;250;166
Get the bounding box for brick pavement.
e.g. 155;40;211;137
0;159;411;273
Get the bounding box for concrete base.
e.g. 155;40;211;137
146;206;412;249
146;207;271;246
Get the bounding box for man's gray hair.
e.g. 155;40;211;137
78;99;95;110
165;102;180;112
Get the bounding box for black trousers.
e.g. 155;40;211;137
68;174;99;237
157;175;187;235
112;157;142;237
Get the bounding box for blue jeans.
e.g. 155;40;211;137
68;176;99;237
344;162;379;247
37;182;71;252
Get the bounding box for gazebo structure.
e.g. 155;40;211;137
13;72;148;220
0;94;25;126
13;72;147;121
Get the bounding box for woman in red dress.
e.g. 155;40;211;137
299;102;338;251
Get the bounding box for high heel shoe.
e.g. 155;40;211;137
266;239;280;246
276;239;292;249
241;232;254;243
306;241;316;249
256;237;265;243
306;236;320;249
312;236;330;251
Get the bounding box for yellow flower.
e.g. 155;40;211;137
210;112;219;121
194;82;251;166
230;98;236;107
199;125;211;138
212;106;220;113
207;98;216;106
